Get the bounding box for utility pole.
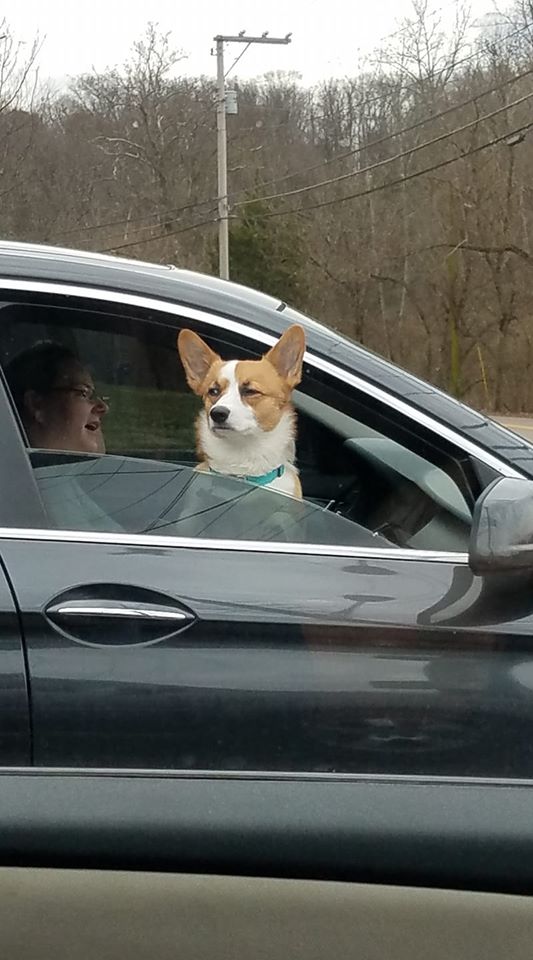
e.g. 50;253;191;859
214;32;292;280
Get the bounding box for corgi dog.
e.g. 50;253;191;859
177;325;306;498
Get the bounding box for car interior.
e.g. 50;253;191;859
0;298;497;551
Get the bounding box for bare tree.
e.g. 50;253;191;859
5;4;533;411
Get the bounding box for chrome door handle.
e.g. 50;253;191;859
47;599;192;623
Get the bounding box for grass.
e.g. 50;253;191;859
100;385;202;455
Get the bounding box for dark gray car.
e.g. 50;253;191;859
0;240;532;776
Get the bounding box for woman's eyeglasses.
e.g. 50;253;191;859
50;385;110;405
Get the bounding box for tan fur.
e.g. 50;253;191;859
178;325;306;498
233;358;292;432
292;474;302;498
264;325;305;389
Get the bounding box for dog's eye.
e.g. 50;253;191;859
241;386;260;397
207;385;220;397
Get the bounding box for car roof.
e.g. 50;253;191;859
1;240;533;476
0;239;292;320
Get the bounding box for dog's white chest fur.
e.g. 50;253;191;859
198;407;300;497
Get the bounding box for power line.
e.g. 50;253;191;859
224;41;252;78
232;57;533;197
234;83;533;207
49;194;218;243
92;44;533;246
266;18;531;136
55;62;533;251
59;69;533;251
75;79;533;253
48;20;533;251
98;120;532;255
47;20;533;248
250;119;533;221
48;113;285;245
100;215;217;253
50;107;291;247
231;19;533;197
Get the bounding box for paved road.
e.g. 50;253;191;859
496;416;533;442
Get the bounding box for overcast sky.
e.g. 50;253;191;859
3;0;498;87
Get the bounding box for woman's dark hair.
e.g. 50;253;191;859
4;340;81;415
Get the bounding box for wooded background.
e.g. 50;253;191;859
4;0;533;411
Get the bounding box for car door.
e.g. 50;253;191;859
1;285;533;777
0;558;30;765
0;517;505;775
0;394;35;765
5;508;533;777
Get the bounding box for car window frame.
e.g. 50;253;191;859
0;362;48;530
0;277;523;564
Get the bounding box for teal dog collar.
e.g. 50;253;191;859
210;464;285;486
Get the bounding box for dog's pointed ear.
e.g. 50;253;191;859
265;325;306;388
177;329;220;395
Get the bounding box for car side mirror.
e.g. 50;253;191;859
469;476;533;574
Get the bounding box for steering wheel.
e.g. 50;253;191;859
324;472;414;547
324;474;368;523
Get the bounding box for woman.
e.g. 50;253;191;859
5;340;108;454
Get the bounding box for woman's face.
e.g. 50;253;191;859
25;360;108;454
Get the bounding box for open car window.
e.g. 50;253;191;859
0;295;500;552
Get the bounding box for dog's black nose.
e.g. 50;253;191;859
210;405;230;425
